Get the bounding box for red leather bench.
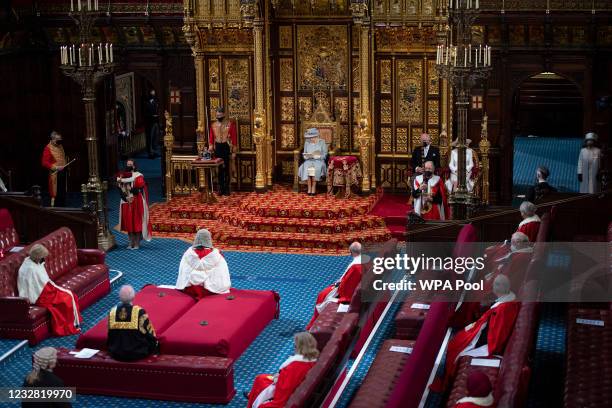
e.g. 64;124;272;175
564;308;612;408
0;227;110;344
54;348;235;403
77;285;280;360
348;339;416;408
0;208;19;254
394;296;432;340
446;356;501;407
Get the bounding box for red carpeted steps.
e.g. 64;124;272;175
370;194;411;240
148;186;393;254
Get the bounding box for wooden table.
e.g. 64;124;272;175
191;158;223;204
327;155;362;198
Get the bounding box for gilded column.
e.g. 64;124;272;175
253;19;267;191
438;24;451;166
164;111;174;201
194;52;206;154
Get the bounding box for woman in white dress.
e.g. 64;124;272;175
298;128;328;196
577;132;602;194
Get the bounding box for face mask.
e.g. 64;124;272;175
217;116;225;122
55;140;62;145
126;165;134;172
510;244;517;252
422;141;428;147
39;258;45;264
424;171;433;178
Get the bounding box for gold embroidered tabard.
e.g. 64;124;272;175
108;305;141;330
48;143;67;169
211;120;232;145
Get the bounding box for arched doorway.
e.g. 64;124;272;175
511;72;584;200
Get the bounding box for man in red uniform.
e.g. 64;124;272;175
412;160;449;220
306;241;363;330
117;159;152;249
246;332;318;408
431;275;519;392
454;370;494;407
17;244;81;336
41;131;67;207
208;106;237;196
516;200;540;242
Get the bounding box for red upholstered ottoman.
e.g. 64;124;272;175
446;356;501;408
159;288;279;359
348;339;416;408
54;348;235;403
76;285;196;350
394;300;431;340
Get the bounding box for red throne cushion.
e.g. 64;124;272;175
54;348;235;403
159;288;279;359
76;285;196;350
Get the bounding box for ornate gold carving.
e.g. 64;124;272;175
352;97;360;122
411;126;423;147
281;160;294;176
280;124;295;149
479;113;490;205
380;59;392;94
427;59;439;95
397;59;423;124
279;25;292;48
208;58;219;92
297;25;348;89
381;99;392;124
380;127;392;153
281;97;295;121
352;58;360;93
428;100;439;125
335;97;349;123
240;124;252;151
196;29;253;51
380;163;393;188
396;128;408;153
224;58;251;121
375;27;437;51
280;58;294;92
209;97;220;117
428;127;439;145
164;111;174;201
341;125;350;151
240;158;254;184
395;164;409;189
298;97;312;118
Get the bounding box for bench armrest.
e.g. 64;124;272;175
0;297;30;323
77;248;106;266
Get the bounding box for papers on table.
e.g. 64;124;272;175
69;348;100;359
389;346;413;354
337;304;350;313
576;318;605;327
471;358;501;368
411;303;430;310
9;246;24;253
303;151;322;160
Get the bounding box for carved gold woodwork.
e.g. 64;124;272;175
352;57;360;93
375;27;437;52
298;97;313;119
428;100;439;125
397;59;423;124
396;128;409;153
380;128;392;153
428;127;439;146
352;97;360;122
440;124;450;166
280;124;295;149
209;97;221;116
279;25;292;48
281;97;295;121
208;58;220;92
195;28;253;51
280;58;294;92
411;126;424;147
296;25;348;90
427;59;439;95
395;163;409;190
281;160;294;176
381;99;392;124
379;164;392;188
189;0;244;29
224;58;251;121
380;59;392;94
240;124;252;151
341;125;350;151
164;111;174;201
479;114;490;205
334;97;349;123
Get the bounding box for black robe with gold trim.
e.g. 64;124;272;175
107;303;159;361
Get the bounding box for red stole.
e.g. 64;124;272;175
247;360;316;408
119;174;152;239
36;282;81;336
517;216;541;242
414;175;449;221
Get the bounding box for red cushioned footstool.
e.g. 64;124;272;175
348;339;416;408
76;285;196;350
54;348;235;403
446;356;501;408
159;288;279;359
394;300;431;340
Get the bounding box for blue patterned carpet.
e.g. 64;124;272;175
0;155;350;407
513;136;582;197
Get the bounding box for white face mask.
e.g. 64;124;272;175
510;244;517;252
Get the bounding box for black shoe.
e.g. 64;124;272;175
242;391;250;399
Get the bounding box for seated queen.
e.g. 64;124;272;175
298;128;328;196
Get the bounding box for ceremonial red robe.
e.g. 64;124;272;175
483;249;533;294
118;172;152;240
434;294;519;391
208;120;238;147
414;174;449;221
247;357;316;408
41;143;66;199
181;247;225;300
306;257;362;330
516;215;541;242
455;394;495;408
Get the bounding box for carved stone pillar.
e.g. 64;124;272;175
253;19;267;191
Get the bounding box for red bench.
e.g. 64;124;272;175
0;208;19;254
0;227;110;344
446;356;501;407
54;349;235;403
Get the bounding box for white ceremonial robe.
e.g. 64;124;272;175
577;147;601;193
446;148;475;193
175;247;231;294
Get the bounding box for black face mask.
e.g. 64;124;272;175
424;171;433;178
422;142;428;147
55;140;62;145
39;258;45;264
126;166;134;172
217;116;225;122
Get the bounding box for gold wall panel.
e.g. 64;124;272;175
397;59;423;124
240;124;252;151
239;159;254;184
341;125;350;151
380;164;393;188
197;29;253;51
428;100;439;125
335;97;349;123
353;97;360;122
427;59;439;95
298;97;312;118
411;126;423;148
396;128;409;153
209;97;220;117
280;58;294;92
395;164;409;190
280;97;294;121
208;58;220;92
279;26;292;49
297;25;348;90
375;27;437;51
280;124;295;150
380;127;392;153
281;160;294;176
352;58;360;93
224;58;250;121
422;0;434;14
352;125;360;150
428;127;439;145
380;60;392;94
380;99;392;124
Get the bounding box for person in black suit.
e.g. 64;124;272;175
411;132;440;174
526;165;557;202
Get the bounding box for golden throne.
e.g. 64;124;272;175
293;93;342;192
